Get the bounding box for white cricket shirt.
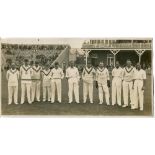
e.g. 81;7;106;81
42;69;51;86
32;66;42;80
51;67;64;79
123;66;135;82
96;67;110;85
20;65;32;81
66;67;80;79
6;69;19;86
82;67;95;83
134;69;146;80
112;67;123;79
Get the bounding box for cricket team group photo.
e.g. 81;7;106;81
1;38;153;116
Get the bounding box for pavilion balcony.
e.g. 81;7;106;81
82;42;152;50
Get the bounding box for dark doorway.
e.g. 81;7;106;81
141;50;152;67
89;50;112;67
116;50;139;67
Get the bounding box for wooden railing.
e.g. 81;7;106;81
82;43;152;49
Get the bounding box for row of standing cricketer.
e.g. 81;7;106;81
6;59;146;111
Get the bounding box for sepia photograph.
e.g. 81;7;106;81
0;1;155;155
0;38;153;116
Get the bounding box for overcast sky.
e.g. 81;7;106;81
1;38;88;48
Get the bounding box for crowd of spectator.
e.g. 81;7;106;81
2;43;69;71
1;44;68;51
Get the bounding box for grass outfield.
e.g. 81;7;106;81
1;71;153;116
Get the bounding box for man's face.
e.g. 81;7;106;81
99;62;104;68
25;61;29;66
70;62;74;67
115;62;120;68
87;63;92;68
136;63;141;70
126;61;131;67
35;62;39;67
11;64;16;70
55;64;59;69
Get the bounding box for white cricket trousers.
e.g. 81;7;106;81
31;81;41;102
21;82;32;104
68;78;79;103
83;82;93;103
8;86;18;104
98;83;110;105
43;86;51;101
133;80;144;110
122;81;134;106
51;79;62;102
112;78;122;106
